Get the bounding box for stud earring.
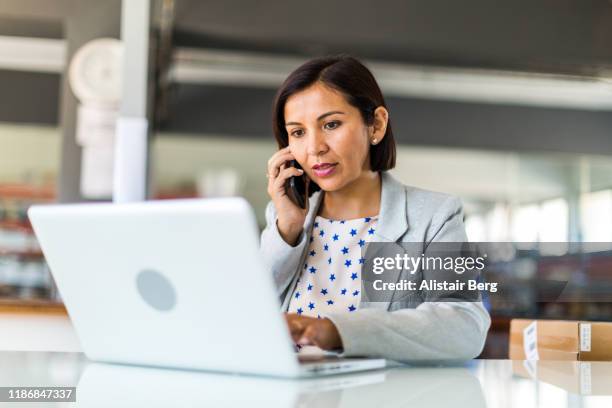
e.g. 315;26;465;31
371;138;378;145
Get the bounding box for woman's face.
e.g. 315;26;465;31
284;82;373;193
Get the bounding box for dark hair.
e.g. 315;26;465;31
272;55;396;194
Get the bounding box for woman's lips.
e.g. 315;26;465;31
312;163;338;177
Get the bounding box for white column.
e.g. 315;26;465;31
113;0;151;203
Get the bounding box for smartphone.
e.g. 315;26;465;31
284;160;307;209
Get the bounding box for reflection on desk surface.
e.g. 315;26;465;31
77;362;483;408
1;352;612;408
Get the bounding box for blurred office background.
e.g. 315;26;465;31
1;0;612;356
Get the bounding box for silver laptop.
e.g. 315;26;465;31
28;197;385;378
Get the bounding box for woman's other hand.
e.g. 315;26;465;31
266;147;309;245
285;313;343;351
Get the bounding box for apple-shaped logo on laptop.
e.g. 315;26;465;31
136;269;177;311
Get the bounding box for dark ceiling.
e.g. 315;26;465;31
3;0;612;75
173;0;612;76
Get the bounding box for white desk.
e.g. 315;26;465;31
2;351;611;407
0;313;80;352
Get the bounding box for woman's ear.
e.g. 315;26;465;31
370;106;389;145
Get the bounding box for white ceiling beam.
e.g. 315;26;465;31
3;38;612;112
171;48;612;111
0;36;65;73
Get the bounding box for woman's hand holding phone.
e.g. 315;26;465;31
266;147;309;246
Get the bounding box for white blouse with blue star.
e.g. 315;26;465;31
287;215;379;319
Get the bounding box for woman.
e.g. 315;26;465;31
261;55;490;362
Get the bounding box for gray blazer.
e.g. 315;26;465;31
260;171;491;362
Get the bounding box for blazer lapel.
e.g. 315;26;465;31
304;190;324;231
374;172;409;242
360;172;410;309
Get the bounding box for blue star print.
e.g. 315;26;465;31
287;214;378;318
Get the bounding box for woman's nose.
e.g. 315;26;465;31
306;130;328;156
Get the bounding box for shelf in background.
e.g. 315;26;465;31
0;183;55;200
0;248;44;259
0;220;34;233
0;298;66;315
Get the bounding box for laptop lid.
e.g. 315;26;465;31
29;198;300;377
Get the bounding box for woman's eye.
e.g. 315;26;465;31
324;121;341;130
290;129;304;137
